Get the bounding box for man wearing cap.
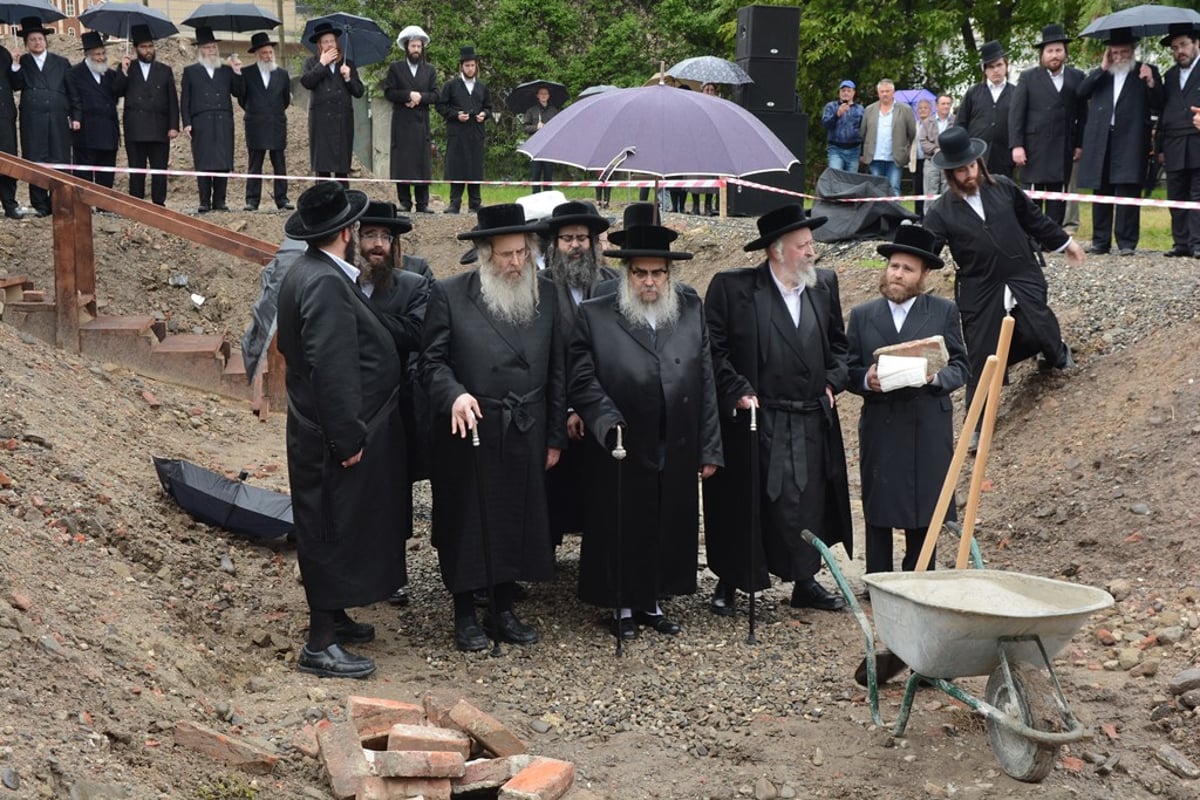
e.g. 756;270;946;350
117;25;179;207
235;32;292;212
68;31;126;190
301;21;364;188
11;17;76;217
522;84;559;192
384;26;438;214
846;225;969;573
181;27;243;213
703;205;853;617
1156;24;1200;258
956;40;1016;179
859;79;916;195
420;204;564;652
570;203;722;638
276;182;410;678
924;127;1084;449
0;38;18;218
1009;24;1085;226
1077;29;1163;256
437;46;491;214
821;79;863;172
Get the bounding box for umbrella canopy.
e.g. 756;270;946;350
302;12;392;67
518;84;799;178
0;0;63;25
667;55;753;86
1080;4;1200;39
153;457;294;540
505;79;568;114
577;84;619;99
183;2;280;33
643;71;701;90
894;88;936;116
79;2;177;41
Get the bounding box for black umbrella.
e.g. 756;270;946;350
183;2;280;33
301;12;392;67
0;0;63;25
1080;4;1200;39
78;3;178;41
153;457;293;540
505;80;568;114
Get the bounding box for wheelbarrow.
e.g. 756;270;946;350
800;529;1114;783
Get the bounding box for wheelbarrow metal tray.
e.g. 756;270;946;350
863;571;1114;679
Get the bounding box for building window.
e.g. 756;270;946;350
64;0;75;16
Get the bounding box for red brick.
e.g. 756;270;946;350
445;699;526;757
318;721;372;800
356;776;451;800
291;722;322;759
368;749;465;778
348;696;425;747
499;757;575;800
385;723;471;759
421;690;461;727
453;755;532;793
172;720;278;775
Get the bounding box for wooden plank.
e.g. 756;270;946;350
50;179;78;352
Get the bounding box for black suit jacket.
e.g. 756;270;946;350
68;61;126;152
13;52;75;162
957;81;1015;176
384;60;438;180
1077;62;1164;187
1157;62;1200;171
118;60;179;143
235;64;290;151
1009;65;1085;184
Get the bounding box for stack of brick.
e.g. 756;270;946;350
314;693;575;800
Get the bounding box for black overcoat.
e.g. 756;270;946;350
301;57;364;173
846;294;969;528
181;63;242;171
68;61;125;152
118;60;178;142
275;247;409;610
1158;63;1200;170
384;60;438;181
0;48;16;155
1008;66;1085;184
437;75;490;180
1077;63;1163;188
235;65;290;151
13;52;75;163
956;82;1015;176
419;271;566;593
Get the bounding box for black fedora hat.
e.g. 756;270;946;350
130;24;154;45
359;201;413;235
459;44;479;63
877;224;944;269
607;203;661;247
248;32;278;52
194;26;219;46
1106;28;1139;46
545;200;610;234
931;126;988;170
80;31;105;51
307;21;342;43
1160;23;1199;47
604;225;692;261
284;183;369;241
1036;24;1070;48
979;40;1006;67
457;204;545;240
17;16;53;39
743;204;828;252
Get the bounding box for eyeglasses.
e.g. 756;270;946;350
494;247;529;261
557;234;591;244
360;232;394;243
630;267;669;280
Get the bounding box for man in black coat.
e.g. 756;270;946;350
0;41;19;218
570;205;722;638
1156;24;1200;258
68;31;126;189
420;204;565;652
1077;28;1164;255
846;225;969;573
703;205;854;617
235;32;292;212
11;17;76;217
276;182;410;679
116;25;179;206
384;25;438;213
181;27;243;212
437;46;491;214
1009;24;1086;226
301;22;364;188
521;84;559;192
956;40;1015;179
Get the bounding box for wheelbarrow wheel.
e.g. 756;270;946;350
984;662;1061;782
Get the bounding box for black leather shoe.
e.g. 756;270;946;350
443;206;460;214
634;611;682;634
485;610;539;645
709;582;737;617
243;203;258;212
197;205;210;214
297;643;375;678
1164;246;1191;257
398;202;412;212
333;619;375;644
790;579;845;611
608;617;637;640
277;201;294;210
455;618;488;652
4;208;23;220
33;208;50;218
213;205;230;212
387;586;409;606
1084;243;1108;255
416;206;433;214
1117;248;1135;256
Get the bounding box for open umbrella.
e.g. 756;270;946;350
153;457;293;540
1080;4;1200;39
667;55;753;86
78;2;177;41
894;88;936;116
643;71;701;90
0;0;63;25
577;84;619;99
183;2;280;33
505;79;568;114
302;12;392;67
518;84;799;177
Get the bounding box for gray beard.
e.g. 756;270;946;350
1109;59;1134;77
479;261;539;326
258;60;277;73
86;58;108;76
198;54;221;70
546;245;600;291
618;276;681;331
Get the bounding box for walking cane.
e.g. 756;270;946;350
469;415;501;657
612;424;627;657
747;403;759;645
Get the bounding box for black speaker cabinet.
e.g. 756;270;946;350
734;58;798;112
728;111;807;218
734;5;802;60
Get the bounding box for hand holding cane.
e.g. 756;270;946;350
747;403;759;645
611;424;627;657
470;415;501;657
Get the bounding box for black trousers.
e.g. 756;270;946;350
246;148;288;207
0;175;16;213
865;524;933;574
1091;180;1141;251
1166;167;1200;251
913;160;925;217
316;172;349;190
126;140;169;205
448;182;480;210
196;175;228;209
1028;182;1065;227
73;147;117;189
395;181;429;210
529;160;553;192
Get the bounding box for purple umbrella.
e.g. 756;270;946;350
894;88;936;116
517;84;798;177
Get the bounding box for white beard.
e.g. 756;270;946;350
198;54;221;71
479;260;539;326
85;58;108;76
618;275;681;330
1109;59;1134;77
257;59;277;73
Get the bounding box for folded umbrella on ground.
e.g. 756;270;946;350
153;456;293;540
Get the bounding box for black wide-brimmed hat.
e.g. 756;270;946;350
932;126;988;170
248;32;278;52
457;204;545;240
284;183;369;241
607;203;659;246
17;16;53;39
743;204;828;252
1036;24;1070;48
544;200;610;234
877;224;944;269
307;21;342;43
130;24;154;45
1160;23;1199;47
1106;28;1139;46
359;201;413;234
81;31;105;51
979;40;1006;67
194;26;219;46
603;225;692;261
459;44;479;63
